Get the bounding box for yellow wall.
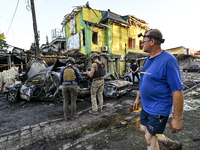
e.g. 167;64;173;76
91;27;106;52
64;9;147;75
65;12;87;54
82;8;102;23
128;26;145;52
110;23;146;56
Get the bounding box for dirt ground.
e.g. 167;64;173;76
0;89;136;135
21;97;200;150
1;72;200;149
0;95;93;135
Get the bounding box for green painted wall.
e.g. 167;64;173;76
64;8;146;75
80;11;91;54
106;23;112;53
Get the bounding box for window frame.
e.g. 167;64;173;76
128;37;136;49
81;29;85;47
92;31;99;45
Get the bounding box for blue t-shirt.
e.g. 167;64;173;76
140;50;184;116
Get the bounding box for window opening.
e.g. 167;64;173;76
139;40;143;50
128;38;136;49
92;31;98;44
81;29;85;47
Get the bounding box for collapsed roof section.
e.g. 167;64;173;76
61;6;82;26
100;10;130;27
122;15;150;30
61;2;149;30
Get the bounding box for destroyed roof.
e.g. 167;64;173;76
61;2;148;29
122;15;148;24
100;10;130;26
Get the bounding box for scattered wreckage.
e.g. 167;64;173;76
4;70;60;102
4;56;131;103
183;65;200;73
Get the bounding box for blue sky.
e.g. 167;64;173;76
0;0;199;51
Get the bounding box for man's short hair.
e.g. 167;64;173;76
145;29;164;45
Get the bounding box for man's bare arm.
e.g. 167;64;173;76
170;90;184;133
133;91;141;110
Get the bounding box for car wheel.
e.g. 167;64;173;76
6;92;17;103
124;76;131;82
54;92;63;103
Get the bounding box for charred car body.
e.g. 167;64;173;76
4;70;60;102
4;55;131;103
183;65;200;72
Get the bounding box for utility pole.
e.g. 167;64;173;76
125;43;127;73
30;0;41;59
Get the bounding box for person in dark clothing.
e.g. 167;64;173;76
59;57;82;121
130;61;140;85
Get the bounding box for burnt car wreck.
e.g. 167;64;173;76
4;70;60;102
4;54;131;103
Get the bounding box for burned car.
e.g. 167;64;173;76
4;70;60;103
53;72;131;102
103;73;131;98
4;55;131;103
183;65;200;72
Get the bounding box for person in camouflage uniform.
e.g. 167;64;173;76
87;53;105;115
59;57;82;121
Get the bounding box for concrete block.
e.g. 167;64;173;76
0;136;7;143
21;130;30;136
8;134;19;140
20;125;30;131
0;141;6;150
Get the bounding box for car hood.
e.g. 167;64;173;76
105;80;130;88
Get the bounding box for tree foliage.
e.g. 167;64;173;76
0;33;9;53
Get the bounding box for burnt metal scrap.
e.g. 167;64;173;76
104;74;131;98
4;55;131;103
4;70;60;102
183;80;200;94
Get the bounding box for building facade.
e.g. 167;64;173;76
61;4;149;75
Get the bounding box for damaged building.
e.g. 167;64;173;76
165;46;199;70
60;2;150;76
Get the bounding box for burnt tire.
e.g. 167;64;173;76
6;92;17;103
54;92;63;103
124;76;131;82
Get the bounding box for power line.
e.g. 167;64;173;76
45;0;63;17
57;0;67;13
6;0;20;37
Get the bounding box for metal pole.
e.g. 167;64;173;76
30;0;40;59
125;43;127;73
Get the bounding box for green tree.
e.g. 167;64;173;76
0;33;9;53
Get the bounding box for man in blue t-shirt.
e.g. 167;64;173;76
133;29;184;150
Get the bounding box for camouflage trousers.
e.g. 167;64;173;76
62;85;78;117
90;78;104;111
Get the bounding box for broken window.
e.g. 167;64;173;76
81;29;85;47
92;31;98;45
139;40;143;50
128;38;135;49
70;17;76;34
